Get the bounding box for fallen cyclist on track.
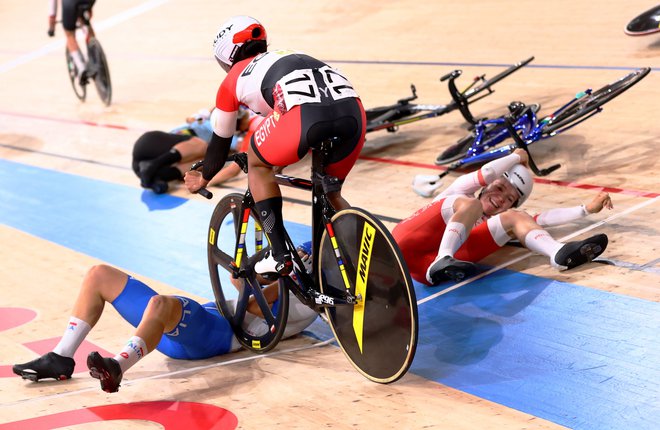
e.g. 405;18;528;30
134;107;262;194
13;244;317;393
393;149;613;285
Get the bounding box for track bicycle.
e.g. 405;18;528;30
194;139;418;384
413;67;651;197
625;5;660;36
365;57;534;134
59;3;112;105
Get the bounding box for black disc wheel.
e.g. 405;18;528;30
87;38;112;106
318;207;418;383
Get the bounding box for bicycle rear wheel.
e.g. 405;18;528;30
541;68;650;135
65;48;86;101
319;207;418;383
207;193;289;353
87;38;112;106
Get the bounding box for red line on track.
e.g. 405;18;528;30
2;111;658;199
358;155;660;199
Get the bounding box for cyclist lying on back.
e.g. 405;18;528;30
185;15;366;279
48;0;96;85
135;106;262;194
393;149;612;285
13;243;317;393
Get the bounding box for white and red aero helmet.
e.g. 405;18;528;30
212;15;267;72
502;164;533;207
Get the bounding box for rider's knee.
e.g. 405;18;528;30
455;196;483;218
499;208;534;229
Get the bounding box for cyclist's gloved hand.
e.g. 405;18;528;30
296;241;313;274
48;15;56;37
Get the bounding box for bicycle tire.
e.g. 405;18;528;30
207;193;289;353
541;67;650;135
318;207;418;383
65;48;86;102
87;38;112;106
464;56;534;100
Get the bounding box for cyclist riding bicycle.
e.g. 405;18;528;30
48;0;95;85
184;15;367;279
393;149;612;285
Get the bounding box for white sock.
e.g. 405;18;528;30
113;336;148;374
52;316;92;358
524;229;564;267
434;222;467;261
70;49;86;76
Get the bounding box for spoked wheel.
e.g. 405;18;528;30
541;68;650;135
207;193;289;353
319;207;418;383
87;38;112;106
65;48;86;102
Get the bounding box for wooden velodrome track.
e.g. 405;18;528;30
1;1;659;429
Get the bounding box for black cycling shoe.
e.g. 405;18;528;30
255;251;293;280
13;352;75;382
137;160;157;188
150;180;169;194
553;234;608;270
87;351;123;393
426;256;477;284
79;70;90;87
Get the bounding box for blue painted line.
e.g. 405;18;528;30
0;159;310;300
412;271;660;430
2;158;659;430
324;59;656;73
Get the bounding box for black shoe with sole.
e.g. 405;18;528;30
426;255;477;284
87;351;123;393
13;352;75;382
554;233;608;270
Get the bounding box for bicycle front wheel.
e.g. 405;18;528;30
319;207;418;383
65;48;86;101
208;193;289;353
87;38;112;106
541;67;650;135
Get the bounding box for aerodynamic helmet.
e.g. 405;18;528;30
502;164;533;207
212;15;267;72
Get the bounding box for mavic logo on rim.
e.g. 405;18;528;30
353;222;375;353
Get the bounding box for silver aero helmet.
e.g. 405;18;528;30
502;164;533;207
212;16;267;72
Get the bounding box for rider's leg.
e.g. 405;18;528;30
248;153;292;275
65;30;86;81
12;264;127;381
498;209;608;270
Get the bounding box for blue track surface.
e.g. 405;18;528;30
1;159;658;430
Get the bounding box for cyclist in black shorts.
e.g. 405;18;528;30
48;0;96;85
185;15;367;278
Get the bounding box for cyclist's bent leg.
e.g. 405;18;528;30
310;98;367;210
249;106;306;276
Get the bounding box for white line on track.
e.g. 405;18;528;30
1;338;335;406
0;0;169;74
417;195;660;305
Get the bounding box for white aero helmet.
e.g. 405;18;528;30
502;164;533;207
212;15;267;72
